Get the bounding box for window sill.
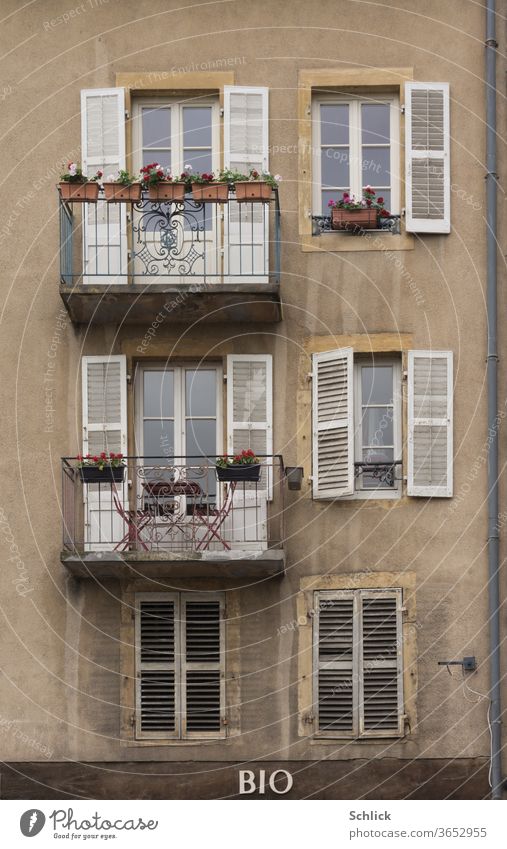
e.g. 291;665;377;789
301;230;414;253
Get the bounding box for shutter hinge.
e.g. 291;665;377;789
221;716;228;726
302;712;314;724
402;370;408;380
307;372;313;380
130;713;135;727
219;107;224;117
400;104;405;115
127;373;132;382
125;110;130;119
223;374;227;383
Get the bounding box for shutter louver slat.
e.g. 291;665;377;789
312;349;354;498
140;602;175;663
140;671;175;732
405;82;450;233
408;351;453;497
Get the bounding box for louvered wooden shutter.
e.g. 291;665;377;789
405;82;450;233
226;354;273;492
181;597;224;737
82;355;127;456
407;350;453;497
312;348;354;498
316;594;356;735
223;86;269;280
136;596;179;738
359;591;404;737
81;88;126;282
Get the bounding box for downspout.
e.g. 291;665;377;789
485;0;502;800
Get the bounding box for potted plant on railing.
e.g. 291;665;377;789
215;449;262;482
140;163;187;202
103;169;141;203
328;186;390;231
234;169;281;202
59;163;102;202
189;170;229;203
77;452;126;484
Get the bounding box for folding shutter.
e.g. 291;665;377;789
136;595;179;739
316;593;356;736
226;354;273;496
223;86;269;280
181;597;225;738
81;87;127;283
405;82;450;233
81;355;128;550
312;348;354;498
407;350;453;497
358;590;404;737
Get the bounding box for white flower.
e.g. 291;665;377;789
106;174;115;182
274;174;282;182
184;163;193;173
68;163;77;176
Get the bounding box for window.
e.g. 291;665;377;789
311;347;453;499
135;592;225;739
312;93;400;217
314;589;404;738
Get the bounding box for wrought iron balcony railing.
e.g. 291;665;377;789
62;456;285;554
59;188;280;286
312;214;401;236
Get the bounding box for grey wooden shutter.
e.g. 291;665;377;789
82;355;127;456
312;348;354;498
405;82;450;233
181;597;225;737
407;350;453;497
359;591;404;737
136;596;179;739
316;593;356;736
227;354;273;494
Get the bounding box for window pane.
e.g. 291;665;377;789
143;150;171;171
183;149;213;174
320;104;349;145
142;107;171;148
321;148;349;187
362;147;390;185
144;420;175;459
361;447;394;488
144;371;174;418
361;103;390;144
185;370;216;417
361;407;394;446
186;419;216;458
361;366;393;404
183;107;212;148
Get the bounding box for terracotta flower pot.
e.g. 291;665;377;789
103;182;142;203
148;182;186;202
59;181;99;203
192;182;229;203
331;207;378;231
235;181;272;202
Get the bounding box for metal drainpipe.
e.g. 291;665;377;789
485;0;503;800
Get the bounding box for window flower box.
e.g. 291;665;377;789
235;181;272;202
103;182;142;203
216;463;261;482
331;208;378;231
59;181;100;203
148;182;186;202
192;182;229;203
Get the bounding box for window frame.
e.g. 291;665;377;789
135;591;226;741
311;92;400;218
313;588;404;740
352;355;402;500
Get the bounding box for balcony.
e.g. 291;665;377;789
61;456;285;580
58;188;281;324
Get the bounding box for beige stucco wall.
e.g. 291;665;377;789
0;0;502;782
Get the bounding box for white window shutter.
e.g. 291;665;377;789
80;88;127;283
223;86;269;173
181;596;225;738
226;354;273;483
136;595;179;739
358;590;404;738
407;350;453;497
316;592;356;736
312;348;354;499
405;82;450;233
81;355;127;456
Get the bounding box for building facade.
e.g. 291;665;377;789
0;0;504;798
